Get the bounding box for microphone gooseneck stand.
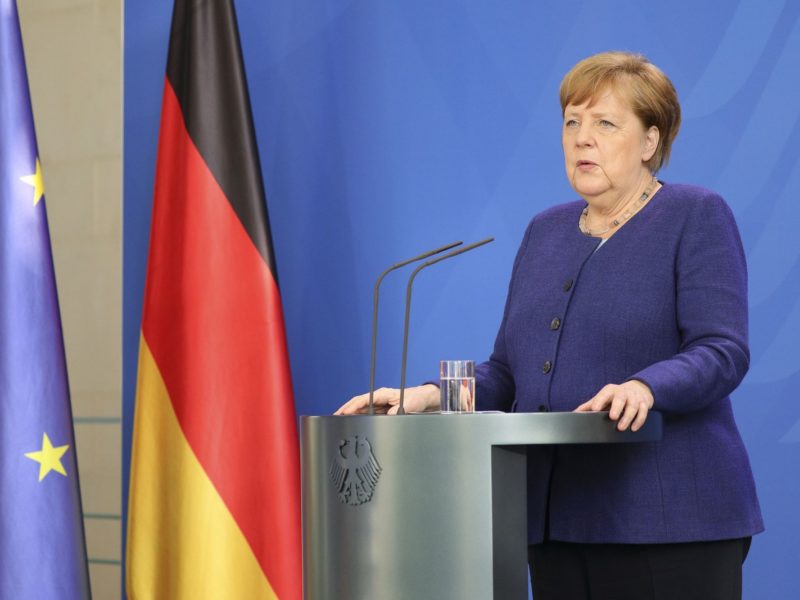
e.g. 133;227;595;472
367;242;463;414
397;237;494;415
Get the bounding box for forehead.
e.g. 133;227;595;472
565;88;631;116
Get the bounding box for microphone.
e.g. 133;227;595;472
397;237;494;415
367;241;463;414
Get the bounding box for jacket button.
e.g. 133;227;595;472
550;317;561;330
538;404;549;412
563;279;573;292
542;360;552;374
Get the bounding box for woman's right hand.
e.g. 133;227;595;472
334;384;440;416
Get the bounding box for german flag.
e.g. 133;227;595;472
126;1;301;598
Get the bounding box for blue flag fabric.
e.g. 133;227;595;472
0;1;91;598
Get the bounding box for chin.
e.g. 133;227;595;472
571;177;608;199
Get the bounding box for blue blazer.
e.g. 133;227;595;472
476;182;764;544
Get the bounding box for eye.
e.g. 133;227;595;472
565;119;579;128
598;119;615;129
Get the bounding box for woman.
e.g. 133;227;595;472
336;51;763;599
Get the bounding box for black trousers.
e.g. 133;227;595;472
528;538;751;600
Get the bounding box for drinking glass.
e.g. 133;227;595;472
439;360;475;413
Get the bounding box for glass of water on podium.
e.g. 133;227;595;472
440;360;475;413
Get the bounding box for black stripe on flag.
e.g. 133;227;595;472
165;0;278;279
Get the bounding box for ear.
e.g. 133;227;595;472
642;126;659;162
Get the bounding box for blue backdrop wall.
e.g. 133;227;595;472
123;1;800;596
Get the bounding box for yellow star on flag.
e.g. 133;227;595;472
20;158;45;206
24;433;69;482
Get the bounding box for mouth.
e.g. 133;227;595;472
576;160;597;171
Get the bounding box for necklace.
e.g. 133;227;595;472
579;176;658;237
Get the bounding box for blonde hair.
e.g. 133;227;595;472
559;52;681;172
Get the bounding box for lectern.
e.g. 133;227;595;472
301;412;662;599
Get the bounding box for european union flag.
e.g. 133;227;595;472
0;1;91;597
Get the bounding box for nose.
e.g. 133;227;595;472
575;122;594;147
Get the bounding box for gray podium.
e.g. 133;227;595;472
301;412;662;600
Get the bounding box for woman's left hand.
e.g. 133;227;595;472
573;380;654;432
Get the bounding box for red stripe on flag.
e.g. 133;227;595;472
141;79;301;600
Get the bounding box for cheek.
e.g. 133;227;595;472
562;140;573;165
611;140;638;168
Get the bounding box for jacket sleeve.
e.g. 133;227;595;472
629;192;750;414
475;217;537;411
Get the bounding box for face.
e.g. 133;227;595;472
562;88;659;203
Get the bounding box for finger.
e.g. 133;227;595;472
616;401;639;431
590;386;616;412
373;387;400;405
335;403;366;415
371;402;390;415
344;386;405;414
608;392;628;421
630;403;649;432
335;389;383;415
334;393;368;415
576;388;612;412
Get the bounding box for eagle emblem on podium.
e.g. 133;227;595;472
329;435;382;506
